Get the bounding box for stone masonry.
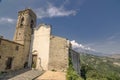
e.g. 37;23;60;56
48;36;69;72
0;9;36;72
0;9;81;78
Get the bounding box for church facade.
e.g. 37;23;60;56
0;9;80;75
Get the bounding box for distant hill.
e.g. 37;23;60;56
108;54;120;59
80;53;120;80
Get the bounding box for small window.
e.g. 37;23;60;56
19;33;21;35
0;56;1;59
20;17;24;26
15;46;19;51
0;39;1;45
5;57;13;69
30;20;34;28
31;20;34;34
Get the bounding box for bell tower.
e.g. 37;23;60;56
14;9;36;44
13;9;36;67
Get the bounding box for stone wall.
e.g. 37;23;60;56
69;49;81;75
32;24;51;70
48;36;69;72
0;38;24;72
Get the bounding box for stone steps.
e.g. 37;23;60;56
0;68;43;80
8;69;43;80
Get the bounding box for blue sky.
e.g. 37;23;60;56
0;0;120;54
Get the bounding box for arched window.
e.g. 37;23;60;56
30;20;34;34
20;17;24;26
30;20;34;28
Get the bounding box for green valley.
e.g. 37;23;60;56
80;53;120;80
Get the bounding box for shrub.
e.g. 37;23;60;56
67;58;83;80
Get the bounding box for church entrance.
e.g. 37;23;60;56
5;57;13;69
32;55;37;68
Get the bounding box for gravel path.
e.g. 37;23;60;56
36;71;66;80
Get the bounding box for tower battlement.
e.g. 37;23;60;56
18;9;36;19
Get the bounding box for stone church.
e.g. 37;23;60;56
0;9;80;75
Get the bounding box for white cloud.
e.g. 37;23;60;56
35;4;76;19
0;17;16;24
71;40;95;51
